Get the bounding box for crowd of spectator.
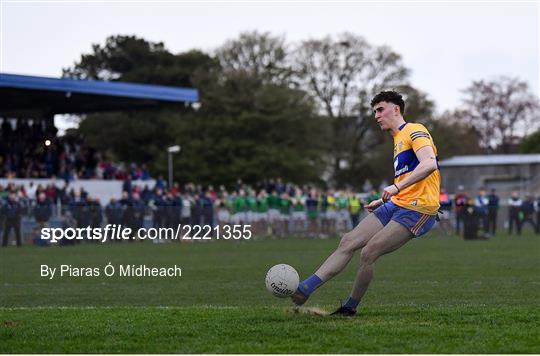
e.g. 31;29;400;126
0;178;380;245
442;186;540;238
0;118;150;181
1;177;539;247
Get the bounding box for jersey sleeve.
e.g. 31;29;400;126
409;124;433;152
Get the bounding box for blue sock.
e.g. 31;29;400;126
343;296;360;310
297;274;323;297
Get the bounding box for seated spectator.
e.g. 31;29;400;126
0;119;152;181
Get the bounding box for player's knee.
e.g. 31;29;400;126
360;245;378;265
337;231;360;253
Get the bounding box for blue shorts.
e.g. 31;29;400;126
373;201;436;237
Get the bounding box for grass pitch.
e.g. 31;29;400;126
1;231;539;353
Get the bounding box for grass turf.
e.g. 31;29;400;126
1;231;539;353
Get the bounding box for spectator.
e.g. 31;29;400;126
69;189;88;230
474;188;489;237
122;176;132;197
27;181;37;201
105;198;123;226
231;190;248;226
140;184;153;204
453;185;468;235
508;191;522;235
255;189;270;235
278;192;292;236
167;191;182;228
131;193;146;238
90;198;103;229
216;193;231;231
291;190;306;233
336;191;350;232
121;191;142;241
59;212;77;246
0;122;108;179
305;190;319;237
245;189;257;230
347;191;361;229
201;191;214;227
45;183;58;203
154;175;167;191
439;188;452;235
520;195;537;234
207;185;217;202
487;188;499;235
33;192;53;230
2;192;23;247
326;190;339;235
152;189;167;229
180;192;193;227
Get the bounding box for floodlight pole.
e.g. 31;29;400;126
167;145;181;189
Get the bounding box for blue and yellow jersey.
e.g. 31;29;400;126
391;122;440;215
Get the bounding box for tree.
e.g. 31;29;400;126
63;35;218;174
425;110;483;159
215;31;291;85
64;34;326;186
459;76;539;153
292;33;432;187
520;129;540;153
76;110;178;167
63;35;172;82
172;71;327;186
63;35;219;87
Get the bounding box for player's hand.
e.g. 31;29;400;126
365;199;383;213
381;184;399;203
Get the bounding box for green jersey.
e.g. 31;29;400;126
293;197;305;212
279;198;292;215
366;192;381;204
267;195;281;210
257;196;269;213
337;197;348;209
232;196;248;213
226;196;235;212
246;196;257;211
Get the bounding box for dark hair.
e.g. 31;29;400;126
371;91;405;115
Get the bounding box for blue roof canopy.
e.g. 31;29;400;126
0;73;199;117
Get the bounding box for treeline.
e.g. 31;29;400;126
63;32;539;188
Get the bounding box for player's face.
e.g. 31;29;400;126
373;102;397;131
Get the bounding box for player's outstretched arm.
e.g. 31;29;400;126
381;145;438;201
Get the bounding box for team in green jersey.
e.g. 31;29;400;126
215;188;365;236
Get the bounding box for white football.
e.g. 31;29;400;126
265;264;299;298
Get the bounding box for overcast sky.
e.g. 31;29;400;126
1;1;539;125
